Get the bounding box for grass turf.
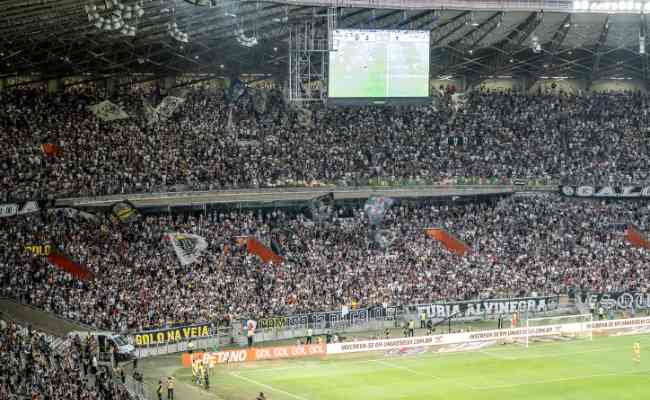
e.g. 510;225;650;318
140;334;650;400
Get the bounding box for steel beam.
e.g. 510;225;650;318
642;13;649;83
526;13;571;89
431;11;471;47
588;15;610;86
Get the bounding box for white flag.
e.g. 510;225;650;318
142;98;159;125
156;96;185;122
142;96;185;125
165;232;208;265
88;100;129;121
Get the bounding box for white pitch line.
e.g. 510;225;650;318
230;372;309;400
479;347;611;362
478;350;515;360
477;368;650;390
240;343;619;375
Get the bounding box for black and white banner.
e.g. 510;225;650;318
579;292;650;310
48;207;100;223
413;295;560;319
88;100;129;121
0;200;48;218
560;185;650;198
143;96;185;125
251;306;394;331
165;232;208;265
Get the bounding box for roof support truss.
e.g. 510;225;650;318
642;13;649;82
589;15;610;86
526;13;571;89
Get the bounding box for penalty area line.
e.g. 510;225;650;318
477;368;650;390
230;372;310;400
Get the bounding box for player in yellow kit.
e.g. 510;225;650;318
633;342;641;364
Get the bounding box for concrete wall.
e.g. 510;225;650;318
430;78;464;93
476;78;523;92
473;77;645;94
47;79;62;94
529;79;586;94
591;79;646;93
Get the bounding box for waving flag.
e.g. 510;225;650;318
88;100;129;121
111;201;141;225
165;232;208;265
247;237;283;265
308;192;334;222
425;228;470;256
41;143;63;157
47;248;94;281
364;196;394;226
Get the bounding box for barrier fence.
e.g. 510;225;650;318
186;315;650;366
126;295;574;359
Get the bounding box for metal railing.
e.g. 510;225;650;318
273;0;647;14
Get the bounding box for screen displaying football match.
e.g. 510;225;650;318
328;29;430;101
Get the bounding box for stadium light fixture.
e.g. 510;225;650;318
641;34;646;54
168;22;190;43
86;1;143;36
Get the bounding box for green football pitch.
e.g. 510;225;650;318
140;334;650;400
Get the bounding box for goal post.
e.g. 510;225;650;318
524;313;593;348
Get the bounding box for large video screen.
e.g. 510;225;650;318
328;29;430;102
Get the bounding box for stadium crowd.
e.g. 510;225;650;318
2;86;650;201
0;315;132;400
1;194;649;333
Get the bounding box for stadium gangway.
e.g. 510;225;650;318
272;0;642;14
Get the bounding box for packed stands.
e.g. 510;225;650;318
2;88;650;201
0;316;132;400
2;194;649;333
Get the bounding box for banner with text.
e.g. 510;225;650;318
413;295;559;319
195;343;326;367
327;317;650;355
131;323;211;347
560;185;650;199
250;307;392;332
0;200;48;218
579;292;650;311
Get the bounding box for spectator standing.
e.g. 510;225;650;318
167;376;175;400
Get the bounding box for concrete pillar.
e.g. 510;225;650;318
47;79;62;94
160;76;176;95
104;78;117;98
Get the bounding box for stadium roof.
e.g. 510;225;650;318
1;0;648;88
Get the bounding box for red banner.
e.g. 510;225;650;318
247;237;283;265
41;143;63;157
625;225;650;251
182;344;325;367
425;228;469;256
47;251;93;281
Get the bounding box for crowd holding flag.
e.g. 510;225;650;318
308;192;334;223
142;95;186;125
111;201;141;224
425;227;470;256
364;196;394;226
41;143;63;157
47;247;94;282
364;196;395;249
247;237;283;265
88;100;130;121
164;232;209;266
